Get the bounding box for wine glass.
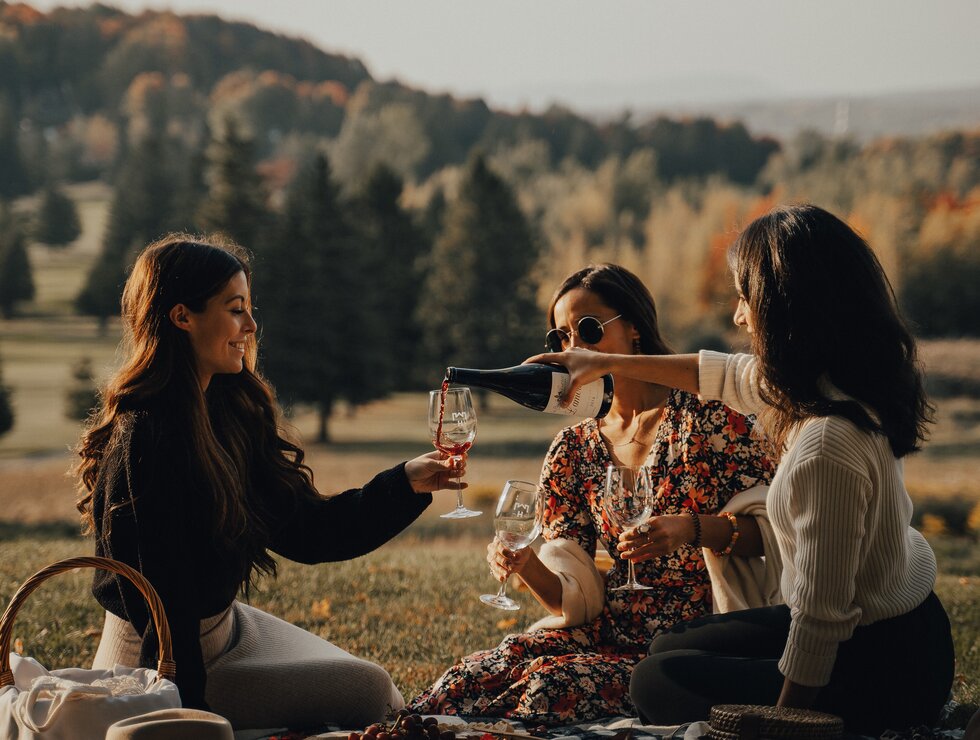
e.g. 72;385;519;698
604;464;654;591
480;480;543;610
428;386;481;518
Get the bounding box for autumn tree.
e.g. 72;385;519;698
418;154;541;392
0;203;35;318
34;184;82;247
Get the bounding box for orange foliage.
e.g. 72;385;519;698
315;80;348;107
256;157;297;192
1;3;44;25
97;16;127;39
927;191;980;215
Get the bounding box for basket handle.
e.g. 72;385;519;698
0;556;176;687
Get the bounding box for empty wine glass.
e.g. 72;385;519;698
604;464;654;591
428;386;481;518
480;479;543;610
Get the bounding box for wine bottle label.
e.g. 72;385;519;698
544;374;605;416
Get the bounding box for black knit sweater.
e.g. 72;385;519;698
91;409;431;709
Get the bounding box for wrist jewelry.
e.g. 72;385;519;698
713;511;740;556
686;509;702;548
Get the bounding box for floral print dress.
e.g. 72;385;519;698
410;390;774;724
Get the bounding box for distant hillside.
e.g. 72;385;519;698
0;2;779;188
634;85;980;141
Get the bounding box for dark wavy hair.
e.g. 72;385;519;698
75;233;317;591
547;263;674;356
729;204;932;457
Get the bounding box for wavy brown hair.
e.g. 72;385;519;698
75;233;317;590
729;204;932;457
547;263;674;356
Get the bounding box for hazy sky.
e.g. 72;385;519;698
28;0;980;112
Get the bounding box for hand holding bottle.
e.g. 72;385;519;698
523;348;617;410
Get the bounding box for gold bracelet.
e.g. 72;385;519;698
712;511;740;556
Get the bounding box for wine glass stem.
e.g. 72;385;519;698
452;455;464;508
496;581;508;599
628;559;636;585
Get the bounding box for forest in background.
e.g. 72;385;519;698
0;1;978;442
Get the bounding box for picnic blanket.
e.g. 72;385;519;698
230;712;968;740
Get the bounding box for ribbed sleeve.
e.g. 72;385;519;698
698;350;765;417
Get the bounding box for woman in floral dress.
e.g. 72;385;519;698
410;264;774;724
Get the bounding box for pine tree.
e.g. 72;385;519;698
418;154;541;391
257;153;364;442
76;133;178;331
0;95;30;199
34;184;82;247
197;117;269;252
0;351;13;439
351;163;431;391
65;356;99;421
0;202;35;318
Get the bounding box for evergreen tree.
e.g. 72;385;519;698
34;184;82;247
65;356;100;421
0;203;35;318
197;117;269;252
418;155;541;392
0;351;12;439
351;163;431;391
76;133;177;331
0;96;31;199
257;153;366;442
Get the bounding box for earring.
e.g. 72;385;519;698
633;337;642;355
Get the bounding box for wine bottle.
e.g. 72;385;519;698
446;364;614;418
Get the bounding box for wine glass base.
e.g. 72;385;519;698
480;593;521;610
440;507;482;519
611;582;654;591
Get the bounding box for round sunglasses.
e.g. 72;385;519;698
545;314;622;352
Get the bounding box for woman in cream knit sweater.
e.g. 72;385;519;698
526;204;954;735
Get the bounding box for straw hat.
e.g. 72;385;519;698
105;709;234;740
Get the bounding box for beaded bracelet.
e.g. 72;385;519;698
713;511;740;556
686;509;702;548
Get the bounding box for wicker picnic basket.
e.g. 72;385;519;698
0;555;176;687
706;704;844;740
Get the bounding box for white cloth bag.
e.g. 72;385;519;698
0;655;180;740
0;557;182;740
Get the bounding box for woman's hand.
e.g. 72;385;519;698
523;347;614;408
486;536;535;582
617;514;695;561
405;451;467;494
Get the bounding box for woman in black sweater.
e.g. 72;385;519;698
75;234;462;729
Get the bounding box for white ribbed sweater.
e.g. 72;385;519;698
699;351;937;687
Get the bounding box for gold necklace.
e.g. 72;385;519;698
600;407;664;448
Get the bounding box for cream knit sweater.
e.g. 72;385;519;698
698;351;937;687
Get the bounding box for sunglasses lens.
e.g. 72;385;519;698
578;317;605;344
545;330;565;352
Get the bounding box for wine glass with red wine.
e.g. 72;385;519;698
428;386;480;518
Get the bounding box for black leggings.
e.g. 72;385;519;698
629;593;954;736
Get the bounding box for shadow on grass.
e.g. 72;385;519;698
318;439;548;457
0;520;83;541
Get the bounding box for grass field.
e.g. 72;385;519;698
0;183;978;730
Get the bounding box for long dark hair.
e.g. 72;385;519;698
729;204;932;457
76;233;317;591
548;263;674;356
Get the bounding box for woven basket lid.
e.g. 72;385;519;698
708;704;844;740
